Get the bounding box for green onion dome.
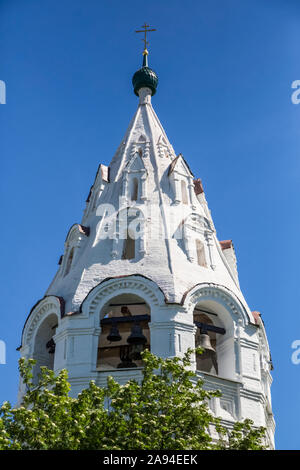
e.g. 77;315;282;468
132;51;158;96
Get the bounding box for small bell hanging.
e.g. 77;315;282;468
127;322;147;345
197;331;215;353
107;323;122;342
197;329;218;375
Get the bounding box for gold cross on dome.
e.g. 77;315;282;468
135;23;156;53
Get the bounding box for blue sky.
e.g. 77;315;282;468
1;0;300;450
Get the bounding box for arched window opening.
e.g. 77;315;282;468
181;180;188;205
193;306;226;376
32;314;58;384
122;230;135;260
192;298;237;380
194;312;217;374
65;247;74;276
196;239;207;267
131;178;139;201
115;207;145;261
97;294;151;371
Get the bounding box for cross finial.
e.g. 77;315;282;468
135;23;156;55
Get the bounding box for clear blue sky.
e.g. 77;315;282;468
1;0;300;450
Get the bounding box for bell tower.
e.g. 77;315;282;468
18;28;275;448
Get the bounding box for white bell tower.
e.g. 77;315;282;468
18;36;275;448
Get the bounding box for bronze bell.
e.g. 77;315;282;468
197;331;215;354
197;330;218;374
127;323;147;345
107;323;122;342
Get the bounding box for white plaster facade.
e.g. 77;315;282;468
18;77;275;447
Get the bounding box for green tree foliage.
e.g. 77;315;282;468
0;350;267;450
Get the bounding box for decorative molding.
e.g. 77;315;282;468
182;284;250;325
65;224;90;244
239;338;259;350
156;135;172;159
61;224;90;276
54;327;101;343
81;275;166;318
149;321;196;334
220;398;236;419
22;295;64;346
239;387;266;404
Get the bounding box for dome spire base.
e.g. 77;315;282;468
138;87;152;105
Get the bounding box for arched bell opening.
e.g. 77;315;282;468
193;303;228;377
32;313;58;384
193;298;237;380
194;312;218;374
97;293;151;371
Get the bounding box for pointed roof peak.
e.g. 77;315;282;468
168;153;194;177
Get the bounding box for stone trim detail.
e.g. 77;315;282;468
80;275;166;317
22;295;64;346
239;338;258;350
65;224;90;244
182;283;250;325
